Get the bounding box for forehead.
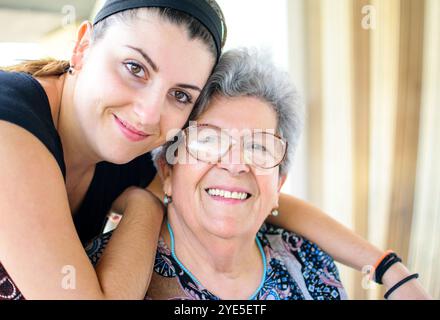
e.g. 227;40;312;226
197;96;278;131
97;12;215;82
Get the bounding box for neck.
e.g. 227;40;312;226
162;210;265;299
57;74;100;175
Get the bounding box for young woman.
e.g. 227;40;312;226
0;0;428;300
0;0;226;300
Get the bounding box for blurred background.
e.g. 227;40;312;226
0;0;438;300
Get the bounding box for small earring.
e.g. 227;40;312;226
271;209;279;217
164;194;173;206
68;65;75;75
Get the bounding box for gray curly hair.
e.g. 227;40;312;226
153;47;304;176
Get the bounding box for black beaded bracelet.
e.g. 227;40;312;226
384;273;419;299
375;253;402;284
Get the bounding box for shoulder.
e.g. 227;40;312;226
0;121;64;181
0;71;49;107
258;223;347;300
258;223;342;279
0;71;65;177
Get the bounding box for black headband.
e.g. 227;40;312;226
93;0;223;60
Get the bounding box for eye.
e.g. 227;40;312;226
124;61;147;79
170;90;193;105
252;143;267;151
199;135;218;144
246;142;267;152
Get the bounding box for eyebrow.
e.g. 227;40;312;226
176;84;202;92
125;45;159;73
125;45;203;92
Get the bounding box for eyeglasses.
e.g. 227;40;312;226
182;124;288;169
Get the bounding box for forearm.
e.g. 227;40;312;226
269;193;383;271
270;193;431;299
95;191;163;300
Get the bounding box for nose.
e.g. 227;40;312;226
132;84;165;126
216;140;250;176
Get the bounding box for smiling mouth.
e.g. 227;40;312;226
113;114;149;137
205;188;252;201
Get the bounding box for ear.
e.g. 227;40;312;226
277;175;287;194
70;21;93;71
157;157;173;196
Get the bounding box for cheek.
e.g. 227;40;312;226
77;52;133;110
170;163;208;202
71;78;102;137
73;81;103;121
159;108;193;140
256;174;280;209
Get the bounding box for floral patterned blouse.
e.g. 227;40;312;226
85;223;348;300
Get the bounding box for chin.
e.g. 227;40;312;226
204;217;249;240
100;146;141;165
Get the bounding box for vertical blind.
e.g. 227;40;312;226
288;0;439;299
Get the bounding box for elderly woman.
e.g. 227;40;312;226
87;48;347;300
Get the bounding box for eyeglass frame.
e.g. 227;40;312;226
181;124;289;170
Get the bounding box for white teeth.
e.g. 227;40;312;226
207;188;249;200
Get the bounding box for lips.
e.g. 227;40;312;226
113;114;150;142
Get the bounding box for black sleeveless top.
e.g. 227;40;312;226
0;71;157;244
